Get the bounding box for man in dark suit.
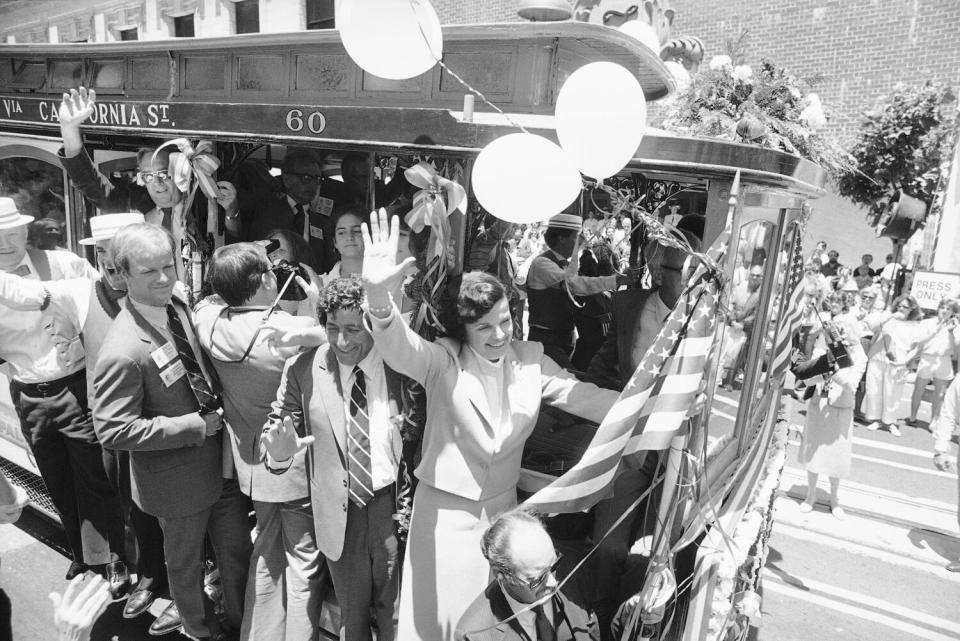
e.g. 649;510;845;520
261;276;406;641
92;223;251;640
227;149;342;271
455;505;598;641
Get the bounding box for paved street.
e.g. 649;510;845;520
3;385;959;640
758;386;960;641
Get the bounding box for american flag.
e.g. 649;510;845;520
768;227;804;381
525;222;731;514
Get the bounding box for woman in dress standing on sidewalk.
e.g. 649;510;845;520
793;317;867;518
907;299;960;428
863;295;922;436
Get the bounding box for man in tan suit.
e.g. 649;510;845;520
262;276;405;641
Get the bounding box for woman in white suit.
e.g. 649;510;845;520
361;211;620;641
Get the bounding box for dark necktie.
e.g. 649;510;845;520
10;264;30;277
165;304;220;413
293;203;307;239
535;603;555;641
347;366;374;507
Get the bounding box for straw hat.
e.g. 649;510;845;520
79;213;146;245
546;213;583;232
0;197;34;230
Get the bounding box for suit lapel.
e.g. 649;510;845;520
489;583;531;641
316;347;348;456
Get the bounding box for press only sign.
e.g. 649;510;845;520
910;271;960;311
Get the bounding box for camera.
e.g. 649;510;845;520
823;322;853;370
261;239;309;301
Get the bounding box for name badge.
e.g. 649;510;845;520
309;225;324;239
151;343;178;369
314;197;334;216
159;359;188;387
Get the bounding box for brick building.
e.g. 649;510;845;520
3;0;948;260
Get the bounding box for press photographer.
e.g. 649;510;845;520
193;242;326;640
790;316;867;519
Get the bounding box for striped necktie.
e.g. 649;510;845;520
166;304;220;413
347;366;374;507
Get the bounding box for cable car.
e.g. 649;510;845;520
0;21;825;640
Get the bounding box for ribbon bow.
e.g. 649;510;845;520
404;162;467;264
154;138;221;203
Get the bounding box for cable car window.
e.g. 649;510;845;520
0;156;67;251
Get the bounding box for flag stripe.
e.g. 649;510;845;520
525;222;731;514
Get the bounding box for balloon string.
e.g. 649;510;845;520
406;0;530;135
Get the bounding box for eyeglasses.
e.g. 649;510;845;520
499;553;563;591
661;265;684;273
138;170;171;184
287;172;322;185
897;302;912;310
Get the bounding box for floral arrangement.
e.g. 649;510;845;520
836;81;956;220
659;35;856;182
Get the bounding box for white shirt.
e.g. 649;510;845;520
465;345;508;443
502;588;554;641
0;251;97;383
526;249;618;296
337;349;400;491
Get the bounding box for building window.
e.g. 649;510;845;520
235;0;260;34
306;0;335;30
174;14;195;37
119;27;138;41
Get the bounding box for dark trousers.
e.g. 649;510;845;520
10;374;124;566
528;328;576;370
327;487;400;641
157;478;253;638
103;449;167;585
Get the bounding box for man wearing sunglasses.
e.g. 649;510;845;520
227;148;342;271
57;87;238;231
456;505;598;641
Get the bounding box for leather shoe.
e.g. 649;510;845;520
64;560;88;580
947;561;960;573
105;560;131;599
148;601;183;636
123;585;157;619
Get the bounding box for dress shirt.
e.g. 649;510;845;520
630;291;671;371
916;317;960;356
0;252;96;383
502;589;554;641
337;349;400;491
526;249;617;296
464;345;508;443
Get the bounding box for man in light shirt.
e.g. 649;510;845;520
525;213;637;368
262;276;405;641
455;505;598;641
0;197;126;586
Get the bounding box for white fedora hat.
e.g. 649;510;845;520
0;197;34;230
79;213;146;245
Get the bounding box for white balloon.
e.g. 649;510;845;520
338;0;443;80
555;62;647;180
472;133;582;224
619;21;661;53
